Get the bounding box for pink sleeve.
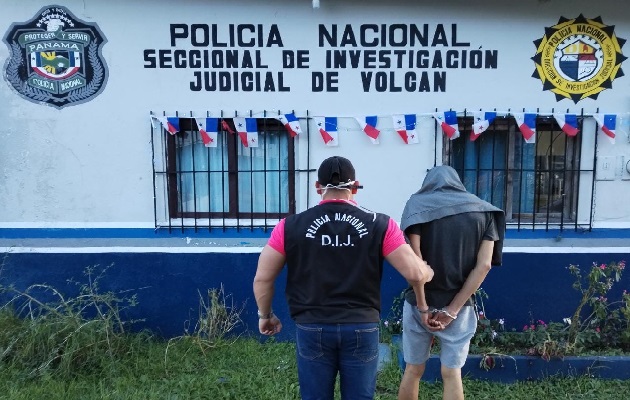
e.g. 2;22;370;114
267;219;286;256
382;218;407;257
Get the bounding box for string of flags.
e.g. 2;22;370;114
154;113;302;148
152;110;626;147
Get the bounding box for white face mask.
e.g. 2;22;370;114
319;180;358;198
320;180;356;191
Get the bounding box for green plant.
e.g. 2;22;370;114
566;260;627;351
0;264;143;378
192;284;244;343
381;289;405;340
165;284;245;368
471;288;504;348
621;290;630;346
472;260;628;365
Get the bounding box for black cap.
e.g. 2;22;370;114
317;156;356;186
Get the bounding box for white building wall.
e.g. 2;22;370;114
1;0;630;229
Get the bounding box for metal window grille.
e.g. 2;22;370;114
151;112;297;232
443;113;596;231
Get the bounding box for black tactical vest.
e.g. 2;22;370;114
284;201;390;323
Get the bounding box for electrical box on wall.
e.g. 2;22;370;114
596;156;615;181
622;156;630;180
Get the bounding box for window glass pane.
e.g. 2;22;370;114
176;131;229;213
534;129;568;216
460;137;478;194
512;139;536;215
479;130;506;208
237;130;289;214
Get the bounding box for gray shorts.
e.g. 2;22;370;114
402;300;477;369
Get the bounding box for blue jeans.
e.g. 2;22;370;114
295;322;380;400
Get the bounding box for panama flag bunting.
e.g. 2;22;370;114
553;113;580;137
314;117;338;146
593;113;616;144
195;117;219;147
233;117;259;147
392;114;419;144
514;113;536;143
274;113;302;137
470;111;497;141
354;116;381;144
434;111;460;140
157;116;180;135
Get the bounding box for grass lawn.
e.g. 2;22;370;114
2;336;630;400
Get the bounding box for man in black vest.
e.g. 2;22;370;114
253;155;434;400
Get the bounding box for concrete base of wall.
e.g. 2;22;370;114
392;336;630;382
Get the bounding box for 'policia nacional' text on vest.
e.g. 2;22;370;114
284;201;390;323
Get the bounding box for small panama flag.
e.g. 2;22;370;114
514;113;536;143
392;114;418;144
593;113;616;144
470;111;497;141
157;116;180;135
274;113;302;137
314;116;338;146
354;116;380;144
434;111;460;140
233;117;258;148
553;113;580;137
195;117;218;147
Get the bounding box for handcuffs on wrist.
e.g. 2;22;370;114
417;307;458;320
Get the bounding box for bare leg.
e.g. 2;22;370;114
441;365;464;400
398;363;425;400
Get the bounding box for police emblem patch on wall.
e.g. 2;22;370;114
3;5;108;109
532;15;626;103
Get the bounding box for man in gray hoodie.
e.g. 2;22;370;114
397;165;505;400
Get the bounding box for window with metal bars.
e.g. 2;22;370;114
152;117;296;229
444;115;592;230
